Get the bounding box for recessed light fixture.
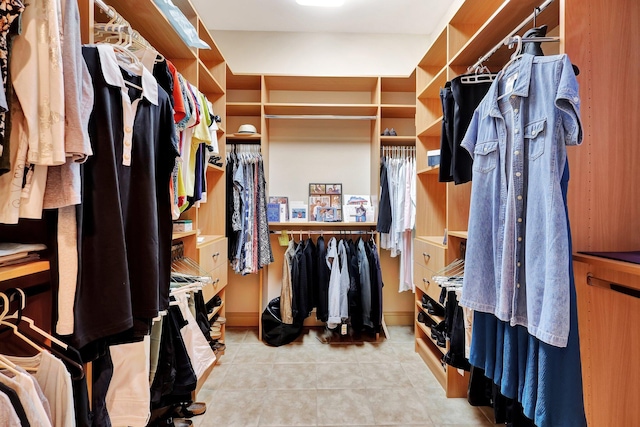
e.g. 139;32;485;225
296;0;345;7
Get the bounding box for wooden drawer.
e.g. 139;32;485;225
198;238;227;274
414;262;443;303
414;239;445;273
202;264;227;303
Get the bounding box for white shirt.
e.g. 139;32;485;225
5;352;75;427
0;391;21;427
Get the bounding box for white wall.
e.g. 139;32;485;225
212;30;430;77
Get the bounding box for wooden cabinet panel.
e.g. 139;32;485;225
198;238;227;276
414;262;443;304
414;239;445;273
202;264;228;304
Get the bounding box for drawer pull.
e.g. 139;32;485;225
213;278;220;285
212;252;220;259
423;253;431;260
423;278;430;285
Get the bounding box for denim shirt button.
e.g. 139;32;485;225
518;237;522;242
517;283;521;288
515;150;520;155
515;128;519;134
516;172;522;177
517;195;523;200
517;218;523;223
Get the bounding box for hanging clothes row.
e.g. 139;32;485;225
377;146;416;292
280;234;384;334
225;145;274;275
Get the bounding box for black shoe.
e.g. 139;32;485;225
381;128;390;136
417;312;428;324
430;320;446;340
389;128;397;136
421;294;429;308
426;300;445;317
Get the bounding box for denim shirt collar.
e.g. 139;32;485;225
483;53;535;119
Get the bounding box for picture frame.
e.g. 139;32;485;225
308;183;343;221
289;204;308;222
309;184;326;195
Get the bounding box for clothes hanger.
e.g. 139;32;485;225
0;293;44;353
0;354;21;376
0;289;85;380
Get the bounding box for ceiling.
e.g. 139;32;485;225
191;0;455;35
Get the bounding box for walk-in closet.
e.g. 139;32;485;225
0;0;637;426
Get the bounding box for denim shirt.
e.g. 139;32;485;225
460;54;582;347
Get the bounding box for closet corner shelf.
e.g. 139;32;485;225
381;136;416;145
197;59;224;95
172;230;198;240
415;300;445;324
196;235;225;248
418;116;443;137
573;253;640;277
447;230;468;239
417;67;447;100
417;165;440;175
0;261;50;282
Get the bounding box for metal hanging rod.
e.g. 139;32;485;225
265;115;377;120
469;0;557;72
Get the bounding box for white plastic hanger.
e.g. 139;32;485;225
0;292;44;353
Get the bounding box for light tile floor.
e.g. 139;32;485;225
191;325;496;427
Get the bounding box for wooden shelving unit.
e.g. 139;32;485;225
0;261;50;282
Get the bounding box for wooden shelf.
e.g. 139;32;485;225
418;27;447;67
264;76;378;92
380;104;416;118
172;230;197;240
197;21;225;63
447;230;468;239
449;0;559;68
197;235;225;248
227;102;261;116
208;301;224;321
207;163;225;173
573;253;640;278
226;134;262;141
416;317;447;353
417;165;440;175
380;136;416;145
264;103;378;117
416;300;445;324
103;0;196;60
269;222;377;228
416;338;447;389
417;67;447;100
198;59;224;94
0;261;50;282
418;116;443;137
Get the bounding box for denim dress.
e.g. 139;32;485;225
461;54;587;426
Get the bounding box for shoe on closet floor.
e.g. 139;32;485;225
173;402;206;418
212;315;226;324
389;128;397;136
170;418;192;427
210;329;222;339
381;128;390;136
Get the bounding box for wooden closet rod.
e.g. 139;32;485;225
469;0;556;71
264;115;377;120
